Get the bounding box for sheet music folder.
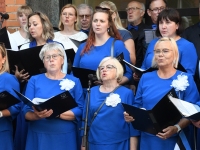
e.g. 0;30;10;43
0;27;11;49
14;89;78;119
72;67;96;88
168;96;200;121
7;45;46;76
122;88;182;135
0;91;20;110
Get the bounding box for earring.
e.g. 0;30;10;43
107;28;110;32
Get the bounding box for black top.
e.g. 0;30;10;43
127;22;151;67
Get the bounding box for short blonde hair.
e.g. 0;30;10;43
0;43;9;74
17;5;33;17
58;4;79;31
96;57;124;83
27;12;54;41
152;37;179;68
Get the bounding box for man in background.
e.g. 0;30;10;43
77;4;93;35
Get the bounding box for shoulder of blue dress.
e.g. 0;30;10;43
29;40;37;48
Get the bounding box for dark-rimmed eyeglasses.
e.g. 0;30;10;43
149;7;166;13
98;64;116;71
126;7;143;12
79;14;91;19
43;54;63;61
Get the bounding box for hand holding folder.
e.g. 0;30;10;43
122;88;182;135
14;89;77;119
0;91;20;110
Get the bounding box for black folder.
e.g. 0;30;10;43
72;67;96;88
69;38;87;48
0;27;11;49
7;45;46;76
14;89;78;119
122;88;182;135
0;91;20;110
65;48;75;74
116;53;126;72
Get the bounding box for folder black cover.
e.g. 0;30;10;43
7;45;46;76
14;89;78;119
69;38;87;48
144;29;157;44
65;48;75;65
168;96;200;121
0;91;20;110
0;27;11;49
116;53;126;72
122;88;182;135
72;67;96;88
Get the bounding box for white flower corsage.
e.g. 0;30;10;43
105;93;121;107
59;78;75;91
170;74;189;91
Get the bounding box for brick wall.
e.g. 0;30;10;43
4;0;26;33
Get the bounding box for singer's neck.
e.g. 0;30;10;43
100;81;119;93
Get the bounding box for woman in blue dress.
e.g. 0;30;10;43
23;42;84;150
73;6;132;85
125;37;199;150
140;8;197;75
81;57;139;150
0;44;20;150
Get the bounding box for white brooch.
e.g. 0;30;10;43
59;78;75;91
171;74;189;91
105;93;121;107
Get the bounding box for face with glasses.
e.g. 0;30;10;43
78;7;91;30
61;7;77;28
147;0;166;24
0;45;6;70
154;41;174;67
98;60;117;81
43;50;64;72
127;1;145;25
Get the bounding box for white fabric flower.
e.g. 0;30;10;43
59;78;75;91
105;93;121;107
170;74;189;91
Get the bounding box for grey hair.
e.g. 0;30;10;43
77;3;93;14
39;42;65;60
140;2;145;11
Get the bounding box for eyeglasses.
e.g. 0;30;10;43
149;7;166;13
126;7;143;12
98;64;116;71
43;54;62;61
79;14;91;19
154;48;172;55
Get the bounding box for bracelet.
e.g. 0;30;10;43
174;124;181;133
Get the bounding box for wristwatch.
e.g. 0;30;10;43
174;124;181;133
0;111;3;118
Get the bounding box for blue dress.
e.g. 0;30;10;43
141;38;198;75
134;70;199;150
73;37;132;80
82;86;139;150
0;72;20;150
23;74;84;150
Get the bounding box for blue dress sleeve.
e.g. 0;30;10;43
178;39;197;75
73;43;85;67
114;40;132;80
134;75;145;108
70;78;84;122
5;74;21;118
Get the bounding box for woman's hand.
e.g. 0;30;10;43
124;111;134;122
14;65;30;82
33;106;53;119
191;120;200;128
133;72;140;81
156;126;178;140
